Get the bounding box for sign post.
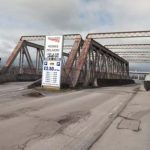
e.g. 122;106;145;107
42;35;63;89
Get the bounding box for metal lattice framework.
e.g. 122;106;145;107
104;44;150;49
86;31;150;64
20;34;82;41
2;34;83;74
63;39;129;87
87;31;150;39
2;40;44;74
2;30;150;84
104;44;150;63
1;33;130;87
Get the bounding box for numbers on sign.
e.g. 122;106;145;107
49;67;54;71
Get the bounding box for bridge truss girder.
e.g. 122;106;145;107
2;40;44;75
86;31;150;64
87;31;150;39
105;44;150;49
104;44;150;63
67;39;129;87
2;34;130;87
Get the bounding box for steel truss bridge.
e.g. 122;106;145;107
1;30;150;86
104;44;150;63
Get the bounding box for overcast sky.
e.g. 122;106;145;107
0;0;150;70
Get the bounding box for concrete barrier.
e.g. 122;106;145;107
0;74;41;84
0;74;16;83
97;79;135;86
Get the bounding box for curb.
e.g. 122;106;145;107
64;88;139;150
26;87;139;150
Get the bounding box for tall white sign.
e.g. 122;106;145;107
42;36;63;88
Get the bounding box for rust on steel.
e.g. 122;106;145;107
115;53;150;57
70;38;129;87
87;31;150;63
25;41;44;49
105;44;150;49
2;33;132;87
72;38;92;87
125;59;150;62
87;30;150;39
20;34;82;41
113;51;150;54
4;40;24;68
64;38;83;84
91;40;128;64
104;44;150;62
2;40;44;74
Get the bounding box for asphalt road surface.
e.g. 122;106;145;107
0;82;139;150
90;84;150;150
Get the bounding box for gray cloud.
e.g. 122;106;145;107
0;0;84;32
0;0;150;70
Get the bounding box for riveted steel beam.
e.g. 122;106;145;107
91;40;128;64
64;38;83;84
124;59;150;62
87;30;150;39
72;39;92;87
105;44;150;49
20;34;82;41
2;40;25;73
71;39;129;87
114;51;150;54
25;41;44;50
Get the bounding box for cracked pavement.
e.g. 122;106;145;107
0;82;140;150
91;84;150;150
